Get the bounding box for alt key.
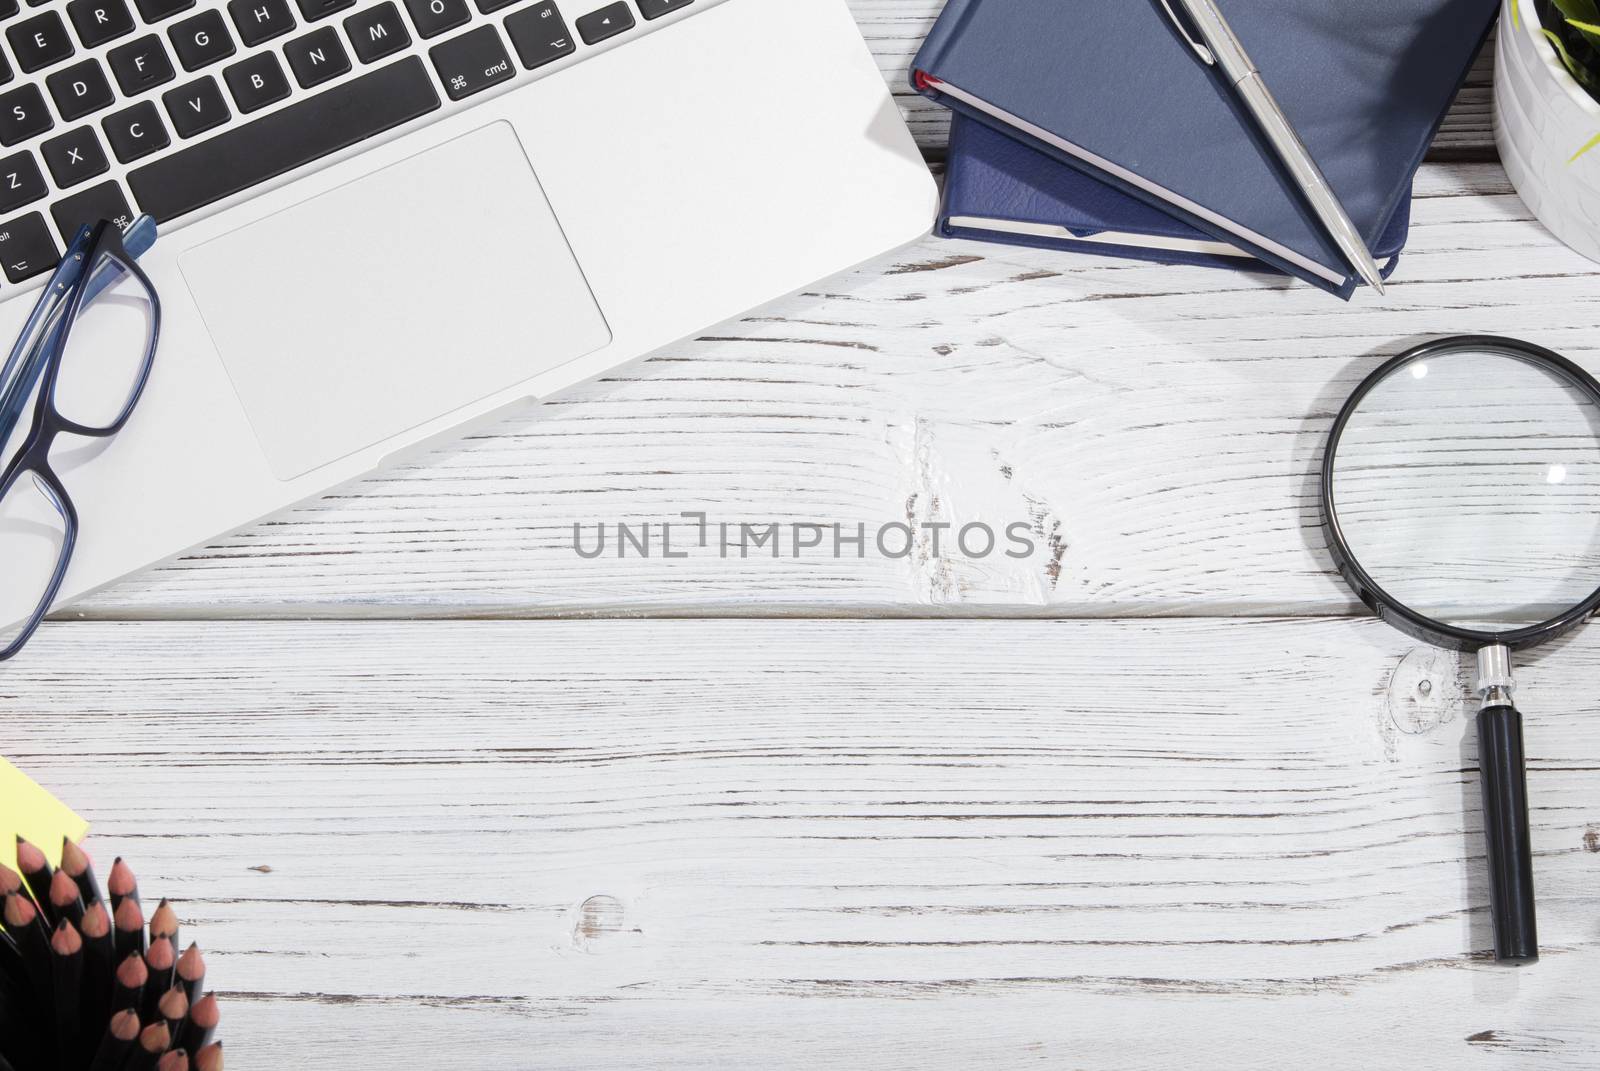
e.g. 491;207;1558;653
0;211;58;282
429;24;513;100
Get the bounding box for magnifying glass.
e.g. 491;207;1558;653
1321;335;1600;964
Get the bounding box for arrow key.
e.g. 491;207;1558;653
575;0;631;45
0;211;58;283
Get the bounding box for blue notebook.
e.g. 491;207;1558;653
941;114;1412;277
912;0;1497;299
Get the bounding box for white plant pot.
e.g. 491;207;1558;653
1496;0;1600;262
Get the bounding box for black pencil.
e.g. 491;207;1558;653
0;928;25;995
80;899;116;988
88;1008;141;1071
123;1021;171;1071
149;899;180;954
3;892;54;1002
114;896;147;963
159;983;190;1038
0;861;21;898
193;1042;222;1071
13;838;55;926
50;867;86;930
176;993;218;1055
142;938;177;1025
176;944;205;1005
79;900;116;1064
50;919;83;1069
59;838;99;911
157;1048;190;1071
113;951;148;1015
0;960;48;1071
107;859;140;916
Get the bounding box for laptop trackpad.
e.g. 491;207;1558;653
181;122;612;480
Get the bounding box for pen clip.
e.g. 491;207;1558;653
1156;0;1216;65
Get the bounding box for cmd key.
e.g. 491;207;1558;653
128;56;439;222
428;23;510;100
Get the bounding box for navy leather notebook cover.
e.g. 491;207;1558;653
912;0;1496;298
941;114;1412;277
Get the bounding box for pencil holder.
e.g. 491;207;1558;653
1;838;222;1071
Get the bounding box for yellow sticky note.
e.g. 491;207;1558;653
1;756;89;872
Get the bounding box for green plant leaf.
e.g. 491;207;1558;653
1551;0;1600;22
1572;130;1600;161
1543;26;1592;83
1564;14;1600;49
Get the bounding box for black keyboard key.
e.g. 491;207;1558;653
343;1;407;62
0;212;55;280
129;57;440;222
294;0;352;19
0;84;51;144
504;0;572;70
169;9;235;70
67;0;134;48
162;74;228;138
0;150;46;212
474;0;515;13
108;34;175;95
223;50;287;111
402;0;466;38
133;0;193;23
8;12;74;73
284;25;347;87
46;58;114;120
41;125;107;186
0;0;17;18
227;0;292;45
0;53;11;87
574;0;629;44
636;0;688;18
429;24;510;100
51;179;132;237
101;100;168;162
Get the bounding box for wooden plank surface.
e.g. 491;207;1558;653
68;165;1600;619
7;618;1599;1068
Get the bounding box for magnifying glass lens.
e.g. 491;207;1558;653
1330;345;1600;632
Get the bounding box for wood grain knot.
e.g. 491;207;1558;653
573;895;631;950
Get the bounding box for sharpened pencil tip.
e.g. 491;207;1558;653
14;837;45;873
50;918;82;955
60;837;90;876
117;951;149;987
139;1021;172;1055
50;868;79;907
110;1008;142;1042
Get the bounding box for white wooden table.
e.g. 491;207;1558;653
8;5;1600;1067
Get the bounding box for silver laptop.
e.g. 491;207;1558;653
0;0;934;624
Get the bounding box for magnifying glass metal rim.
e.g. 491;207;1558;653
1321;333;1600;653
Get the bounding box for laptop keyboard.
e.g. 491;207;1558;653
0;0;695;290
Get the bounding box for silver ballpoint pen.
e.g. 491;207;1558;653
1159;0;1387;295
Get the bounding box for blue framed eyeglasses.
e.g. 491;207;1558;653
0;215;161;662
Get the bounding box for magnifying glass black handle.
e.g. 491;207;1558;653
1478;702;1538;963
